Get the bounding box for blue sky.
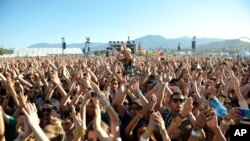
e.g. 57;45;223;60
0;0;250;49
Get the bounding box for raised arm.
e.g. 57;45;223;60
15;73;33;88
155;83;167;110
125;106;147;140
5;74;20;106
98;91;121;141
0;106;5;141
231;77;249;109
71;105;86;141
92;98;112;141
50;70;67;97
206;108;227;141
22;103;49;141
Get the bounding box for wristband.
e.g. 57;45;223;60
191;129;201;138
145;128;152;137
221;119;229;125
73;129;86;138
103;103;111;109
135;89;141;94
224;116;231;122
140;136;150;141
197;104;205;110
191;128;205;140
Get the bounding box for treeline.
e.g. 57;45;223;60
93;50;106;56
0;48;13;55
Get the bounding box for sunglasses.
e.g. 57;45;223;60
43;107;56;113
172;99;185;104
43;108;53;113
123;102;129;105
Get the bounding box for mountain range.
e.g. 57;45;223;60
28;35;250;51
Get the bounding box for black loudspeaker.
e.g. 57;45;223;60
178;46;180;51
106;50;109;57
62;42;66;49
177;43;181;51
192;41;195;49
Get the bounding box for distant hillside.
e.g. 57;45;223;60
197;39;250;51
28;35;250;51
134;35;222;50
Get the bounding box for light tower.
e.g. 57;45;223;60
62;37;66;55
83;37;91;54
192;36;196;54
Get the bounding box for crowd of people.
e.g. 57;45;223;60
0;44;250;141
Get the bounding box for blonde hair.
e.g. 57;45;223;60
43;117;65;141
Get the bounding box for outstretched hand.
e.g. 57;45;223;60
21;103;40;126
71;105;85;130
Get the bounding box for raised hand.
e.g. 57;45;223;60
195;108;216;129
22;103;49;141
153;111;166;131
17;92;28;110
225;107;240;124
180;97;193;118
21;103;40;125
50;70;61;85
147;94;157;112
71;105;85;131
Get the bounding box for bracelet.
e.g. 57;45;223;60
191;128;205;140
191;129;201;138
140;136;150;141
221;119;229;125
224;116;231;122
73;129;86;138
145;128;152;137
197;104;204;110
223;117;235;125
135;89;141;94
103;103;111;109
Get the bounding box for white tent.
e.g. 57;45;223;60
239;50;250;57
12;48;83;57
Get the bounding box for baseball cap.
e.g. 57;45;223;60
46;98;60;111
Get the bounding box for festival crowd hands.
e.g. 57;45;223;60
0;55;249;141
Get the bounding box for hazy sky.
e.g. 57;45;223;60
1;0;250;48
